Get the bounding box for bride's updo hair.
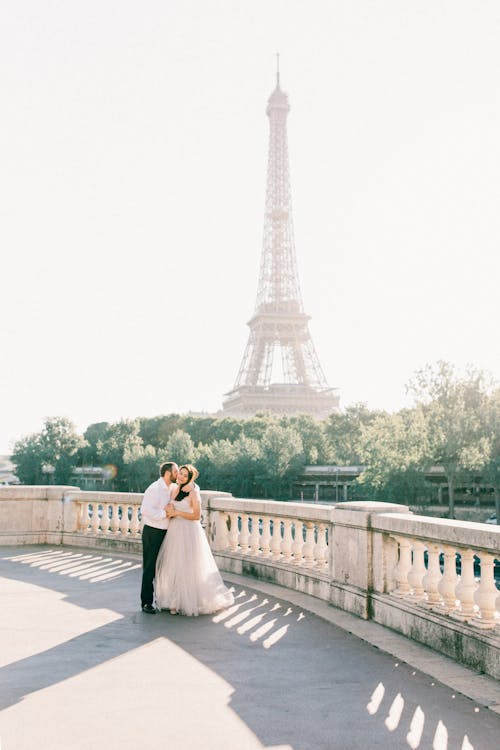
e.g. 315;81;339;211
179;464;199;485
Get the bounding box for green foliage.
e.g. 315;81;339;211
325;403;385;464
137;415;184;448
12;416;85;485
284;414;333;464
11;433;46;484
260;424;304;499
407;361;493;517
165;430;195;465
479;388;500;523
95;419;144;490
357;409;428;490
80;422;109;464
122;444;159;493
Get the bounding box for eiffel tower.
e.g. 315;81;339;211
223;63;339;418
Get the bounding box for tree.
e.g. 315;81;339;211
231;435;263;497
260;424;304;499
480;388;500;524
357;408;429;503
80;422;110;465
181;416;218;446
197;439;239;493
209;417;245;444
11;433;46;484
96;419;144;490
407;361;492;519
12;417;85;485
122;444;159;493
242;413;280;442
165;430;195;465
284;414;333;465
138;414;185;448
325;403;386;465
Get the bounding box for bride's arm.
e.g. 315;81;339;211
170;488;201;521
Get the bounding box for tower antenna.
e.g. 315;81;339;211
276;52;280;87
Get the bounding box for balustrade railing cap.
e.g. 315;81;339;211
374;512;500;552
0;485;81;500
335;501;411;513
65;490;144;502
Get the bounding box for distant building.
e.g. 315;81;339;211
293;466;365;503
293;465;495;505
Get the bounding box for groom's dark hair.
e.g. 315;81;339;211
160;462;176;477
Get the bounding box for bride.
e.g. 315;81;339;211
155;464;234;616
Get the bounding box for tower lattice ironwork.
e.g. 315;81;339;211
223;66;339;418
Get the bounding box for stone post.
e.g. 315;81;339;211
330;502;411;619
0;485;80;545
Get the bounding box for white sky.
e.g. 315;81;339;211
1;0;499;454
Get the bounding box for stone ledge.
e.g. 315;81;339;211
371;592;500;680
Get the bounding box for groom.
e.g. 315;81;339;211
140;461;178;613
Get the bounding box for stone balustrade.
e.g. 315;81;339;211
0;486;498;679
372;513;500;630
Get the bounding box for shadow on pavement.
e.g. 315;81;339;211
1;545;499;750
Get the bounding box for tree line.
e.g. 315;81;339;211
11;362;500;519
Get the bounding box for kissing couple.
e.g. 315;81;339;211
139;461;234;616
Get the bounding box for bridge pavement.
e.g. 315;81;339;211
0;545;499;750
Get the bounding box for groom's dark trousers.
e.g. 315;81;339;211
141;524;167;607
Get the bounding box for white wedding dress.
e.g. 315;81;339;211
155;496;234;616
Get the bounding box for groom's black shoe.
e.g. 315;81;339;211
142;603;156;614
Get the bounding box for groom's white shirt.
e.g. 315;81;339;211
140;477;177;530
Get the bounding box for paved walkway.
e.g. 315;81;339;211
1;545;499;750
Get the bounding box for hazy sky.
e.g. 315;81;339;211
1;1;499;453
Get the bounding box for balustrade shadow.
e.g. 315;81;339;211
1;546;499;750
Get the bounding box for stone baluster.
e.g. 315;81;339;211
119;505;130;535
281;518;293;562
407;540;426;599
102;504;112;535
437;545;458;613
260;517;271;557
392;537;412;597
422;543;442;607
315;523;328;569
249;514;261;556
472;553;498;629
78;502;89;533
291;521;304;565
110;504;120;534
384;535;398;593
239;514;250;554
270;518;282;559
451;550;476;621
228;512;240;553
90;502;101;535
213;511;230;551
130;505;141;536
302;522;315;567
